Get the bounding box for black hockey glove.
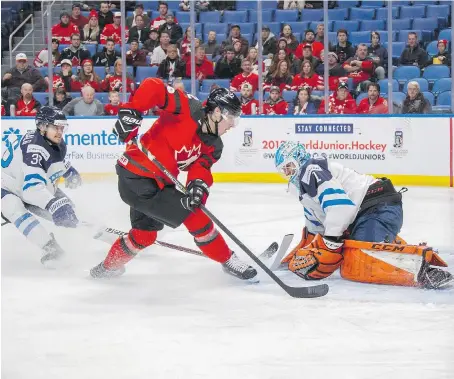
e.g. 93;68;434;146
113;108;143;143
181;179;210;211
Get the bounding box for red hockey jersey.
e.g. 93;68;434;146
71;79;102;92
241;98;259;115
51;23;80;44
291;73;323;91
104;103;121;115
318;94;357;114
185;58;214;80
230;73;259;92
118;78;222;188
100;24;129;45
294;41;324;60
102;75;135;92
356;97;388;114
15;98;40;117
263;99;288;115
342;58;375;85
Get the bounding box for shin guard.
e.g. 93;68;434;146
104;228;157;269
184;210;231;263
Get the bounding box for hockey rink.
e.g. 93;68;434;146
1;180;454;379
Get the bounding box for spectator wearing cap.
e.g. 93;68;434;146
71;3;88;29
401;81;431;114
63;85;104;116
214;45;242;79
398;32;428;69
158;11;183;45
72;59;103;92
98;2;114;30
280;24;298;53
151;2;178;30
329;29;355;65
318;81;357;114
291;44;319;75
46;87;72;110
126;4;150;29
8;83;41;117
295;29;323;60
291;60;324;91
150;31;173;66
263;86;288;115
357;83;388;114
2;54;46;99
185;46;214;80
100;12;129;45
80;10;101;44
230;59;259;92
426;39;451;67
202;30;221;58
293;87;317;115
367;31;388;80
46;59;76;92
128;14;150;43
143;28;161;55
221;25;249;58
59;33;91;67
93;38;121;67
34;38;60;68
102;58;135;92
342;43;375;89
126;40;147;67
51;11;80;44
315;50;347;90
239;83;259;115
254;26;277;56
157;44;186;80
263;60;293;92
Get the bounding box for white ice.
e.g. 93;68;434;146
1;181;454;379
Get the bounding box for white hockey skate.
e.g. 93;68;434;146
40;234;66;269
222;252;259;283
90;261;126;279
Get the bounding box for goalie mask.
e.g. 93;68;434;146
275;141;310;187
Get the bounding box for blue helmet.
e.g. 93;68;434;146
35;106;68;130
275;141;310;186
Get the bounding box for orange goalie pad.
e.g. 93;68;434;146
281;227;315;264
341;240;448;287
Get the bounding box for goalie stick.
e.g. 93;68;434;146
130;137;329;299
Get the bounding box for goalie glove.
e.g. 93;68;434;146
289;234;344;280
181;179;209;211
114;108;143;143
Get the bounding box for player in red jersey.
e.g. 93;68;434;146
90;79;258;282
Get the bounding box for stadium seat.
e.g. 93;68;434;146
175;12;190;23
376;7;399;20
203;23;227;37
355;92;368;104
350;8;375;21
436;90;451;106
360;20;385;31
426;41;440;56
274;10;299;22
179;23;202;36
399;5;426;19
337;1;359;8
231;23;255;35
426;5;450;21
390;18;412;31
265;22;281;36
58;44;69;52
249;11;273;23
93;66;107;79
438;29;452;42
397;30;423;43
393;65;421;84
378;78;399;93
403;78;429;92
197;91;210;102
136;66;158;83
201;79;230;92
378;31;397;42
422;91;435;106
236;1;257;10
412;18;439;35
328;8;348;21
199;11;221;24
422;65;450;83
382;41;405;58
293;32;302;42
350;31;370;45
84;44;97;56
94;93;109;103
300;9;323;22
432;78;451;94
34;92;48;105
328;32;338;45
70;92;81;98
282;90;296;103
387;92;406;106
241;33;254;45
360;1;384;7
287;21;310;33
224;10;248;23
38;67;49;77
309;21;332;32
333;20;359;33
261;1;278;10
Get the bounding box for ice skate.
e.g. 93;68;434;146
90;261;125;279
420;267;453;289
40;234;65;269
222;252;258;283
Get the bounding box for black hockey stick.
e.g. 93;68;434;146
131;137;329;298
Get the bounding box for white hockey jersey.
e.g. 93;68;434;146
295;158;376;237
1;130;70;209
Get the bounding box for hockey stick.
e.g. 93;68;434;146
131;137;329;298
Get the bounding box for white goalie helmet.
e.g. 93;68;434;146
275;141;311;187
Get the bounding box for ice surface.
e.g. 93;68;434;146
1;181;454;379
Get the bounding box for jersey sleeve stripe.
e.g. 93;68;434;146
305;214;322;227
23;182;44;191
304;207;312;216
24;173;47;184
322;199;355;211
23;220;40;237
14;213;32;228
318;188;347;204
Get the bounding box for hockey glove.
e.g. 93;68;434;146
289;234;344;280
114;108;143;143
181;179;209;211
45;197;79;228
63;167;82;189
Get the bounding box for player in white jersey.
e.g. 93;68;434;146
274;141;452;289
1;106;82;266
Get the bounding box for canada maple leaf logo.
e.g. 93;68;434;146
175;144;201;170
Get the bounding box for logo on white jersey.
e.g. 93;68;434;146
27;144;50;161
175;144;201;170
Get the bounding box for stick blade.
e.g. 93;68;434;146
284;283;329;298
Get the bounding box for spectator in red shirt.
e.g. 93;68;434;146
280;24;298;53
318;81;357;114
239;82;259;115
185;46;214;80
292;60;324;91
102;59;135;92
72;59;103;92
342;44;375;89
126;40;147;67
315;50;347;90
150;2;178;29
230;59;259;92
13;83;41;116
51;12;80;44
70;3;88;29
100;12;129;45
263;60;293;92
46;59;76;92
357;83;388;114
295;29;323;60
104;91;122;115
263;86;289;115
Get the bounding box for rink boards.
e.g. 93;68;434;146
1;115;453;186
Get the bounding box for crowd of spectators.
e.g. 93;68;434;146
1;1;452;116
